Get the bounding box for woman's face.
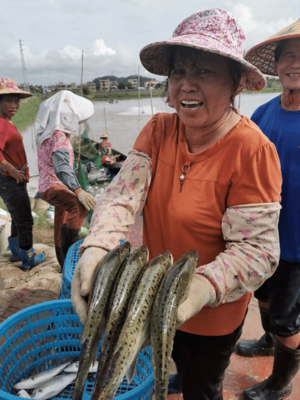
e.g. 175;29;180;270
275;38;300;91
168;50;234;131
0;96;20;120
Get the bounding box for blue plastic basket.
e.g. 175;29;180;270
0;300;154;400
59;240;84;299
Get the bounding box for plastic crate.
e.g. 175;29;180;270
0;300;154;400
59;240;83;299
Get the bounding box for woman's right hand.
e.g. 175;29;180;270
10;168;25;183
71;247;108;324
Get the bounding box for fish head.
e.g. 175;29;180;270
183;249;199;265
137;245;149;263
118;241;131;260
160;251;173;272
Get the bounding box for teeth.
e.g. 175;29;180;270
181;100;201;105
288;74;300;77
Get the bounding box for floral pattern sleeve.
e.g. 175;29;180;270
197;202;281;306
80;150;151;253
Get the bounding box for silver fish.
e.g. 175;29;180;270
31;373;77;400
72;242;131;400
151;250;198;400
64;360;98;374
99;251;173;400
17;389;31;398
13;361;71;390
91;245;149;399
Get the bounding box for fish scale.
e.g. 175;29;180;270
99;251;173;400
72;241;131;400
91;245;149;400
151;250;198;400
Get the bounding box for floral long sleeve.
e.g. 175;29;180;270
80;150;152;253
197;202;281;306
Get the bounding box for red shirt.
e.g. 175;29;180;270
0;118;29;181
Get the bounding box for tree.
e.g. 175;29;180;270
83;85;90;95
127;82;133;89
118;82;126;90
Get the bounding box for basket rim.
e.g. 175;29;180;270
0;299;154;400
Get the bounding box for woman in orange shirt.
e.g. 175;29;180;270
71;9;282;399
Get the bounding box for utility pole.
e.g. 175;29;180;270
19;40;29;92
80;50;84;97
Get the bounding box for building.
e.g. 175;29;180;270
86;81;97;92
99;79;110;91
128;78;138;88
55;82;68;91
144;79;160;88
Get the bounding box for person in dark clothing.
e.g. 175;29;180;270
0;78;45;269
237;20;300;400
101;156;122;177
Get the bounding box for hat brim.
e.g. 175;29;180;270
140;35;266;92
245;34;300;76
0;88;32;99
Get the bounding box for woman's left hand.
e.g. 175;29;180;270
177;275;216;326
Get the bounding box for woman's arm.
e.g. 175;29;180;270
79;149;152;253
197;202;281;306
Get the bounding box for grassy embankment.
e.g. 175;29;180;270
12;96;46;133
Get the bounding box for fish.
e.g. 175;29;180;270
150;250;198;400
13;361;71;390
72;241;131;400
16;389;31;398
91;245;149;399
30;373;77;400
99;251;173;400
64;360;98;374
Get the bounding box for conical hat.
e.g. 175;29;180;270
245;19;300;76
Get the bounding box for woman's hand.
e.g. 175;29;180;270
0;159;25;183
10;168;25;183
177;274;216;327
75;189;97;211
71;247;108;324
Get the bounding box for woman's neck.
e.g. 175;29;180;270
185;110;241;154
0;112;11;122
280;88;300;111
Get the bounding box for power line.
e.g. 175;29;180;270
0;19;18;42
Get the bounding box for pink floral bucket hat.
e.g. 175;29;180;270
0;78;32;99
140;8;266;92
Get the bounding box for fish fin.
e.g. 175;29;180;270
125;354;138;384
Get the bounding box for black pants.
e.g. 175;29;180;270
172;321;244;400
255;258;300;337
0;175;33;250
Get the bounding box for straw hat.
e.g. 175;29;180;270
0;78;32;99
245;19;300;76
100;133;108;139
140;8;266;91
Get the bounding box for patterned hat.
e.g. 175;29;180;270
102;156;110;164
140;8;266;92
0;78;32;99
245;19;300;76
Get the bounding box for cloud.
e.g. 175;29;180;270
233;4;296;50
92;39;116;56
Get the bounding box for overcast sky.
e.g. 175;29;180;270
0;0;297;86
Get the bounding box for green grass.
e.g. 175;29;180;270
242;87;282;94
12;96;46;133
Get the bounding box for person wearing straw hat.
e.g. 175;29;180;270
36;90;97;267
71;9;282;399
236;19;300;400
0;78;45;269
96;132;112;155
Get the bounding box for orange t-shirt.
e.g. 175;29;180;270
133;113;281;336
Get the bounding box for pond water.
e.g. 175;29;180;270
23;92;280;179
